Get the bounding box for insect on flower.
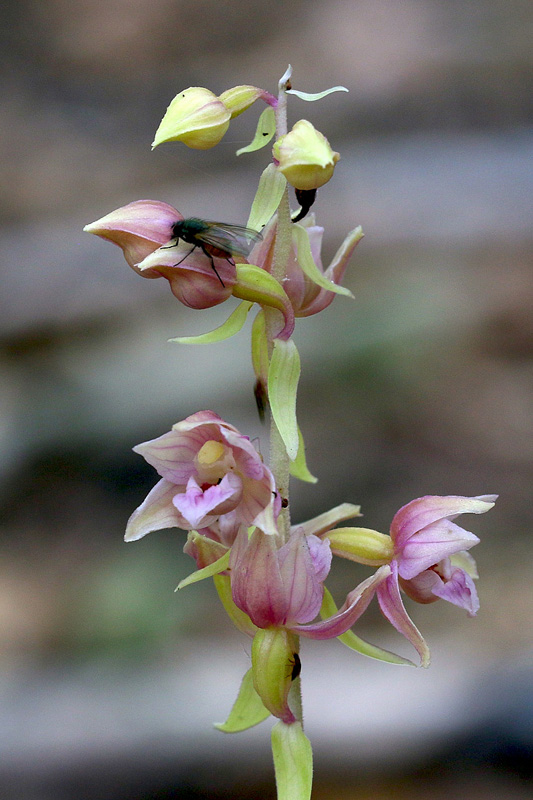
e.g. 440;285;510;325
164;218;262;286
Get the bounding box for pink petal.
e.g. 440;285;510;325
172;473;242;529
306;534;332;582
431;568;480;617
391;495;496;550
398;519;480;580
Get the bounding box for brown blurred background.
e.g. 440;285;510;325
1;0;532;798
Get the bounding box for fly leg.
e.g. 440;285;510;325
200;245;225;287
170;245;197;264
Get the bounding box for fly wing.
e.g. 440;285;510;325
198;223;262;257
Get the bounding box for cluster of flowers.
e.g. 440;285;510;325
85;68;496;798
125;410;494;717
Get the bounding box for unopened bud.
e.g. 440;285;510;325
152;87;230;150
273;120;340;190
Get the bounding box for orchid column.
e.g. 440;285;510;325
84;66;496;800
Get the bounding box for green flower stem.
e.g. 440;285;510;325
266;70;295;543
267;186;292;542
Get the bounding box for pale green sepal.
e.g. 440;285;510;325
236;107;276;155
293;224;354;297
289;426;317;483
268;339;300;460
170;301;252;345
213;573;258;637
176;550;230;590
247;163;287;232
286;86;349;101
271;721;313;800
321;587;414;666
214;668;271;732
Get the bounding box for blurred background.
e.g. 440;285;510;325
1;0;532;797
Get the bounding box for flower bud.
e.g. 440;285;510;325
273;120;340;190
152;87;231;150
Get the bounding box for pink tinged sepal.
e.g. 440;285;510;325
83;199;183;275
391;494;496;581
125;478;182;542
320;586;415;666
136;244;235;309
376;561;431;668
300;224;363;317
292;566;391;640
230;528;331;629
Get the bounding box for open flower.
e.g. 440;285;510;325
125;411;277;543
314;495;495;666
84;200;235;308
249;215;362;317
375;496;497;662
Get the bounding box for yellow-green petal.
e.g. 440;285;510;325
214;668;270;732
236;107;276;155
175;550;230;590
169;301;252;345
